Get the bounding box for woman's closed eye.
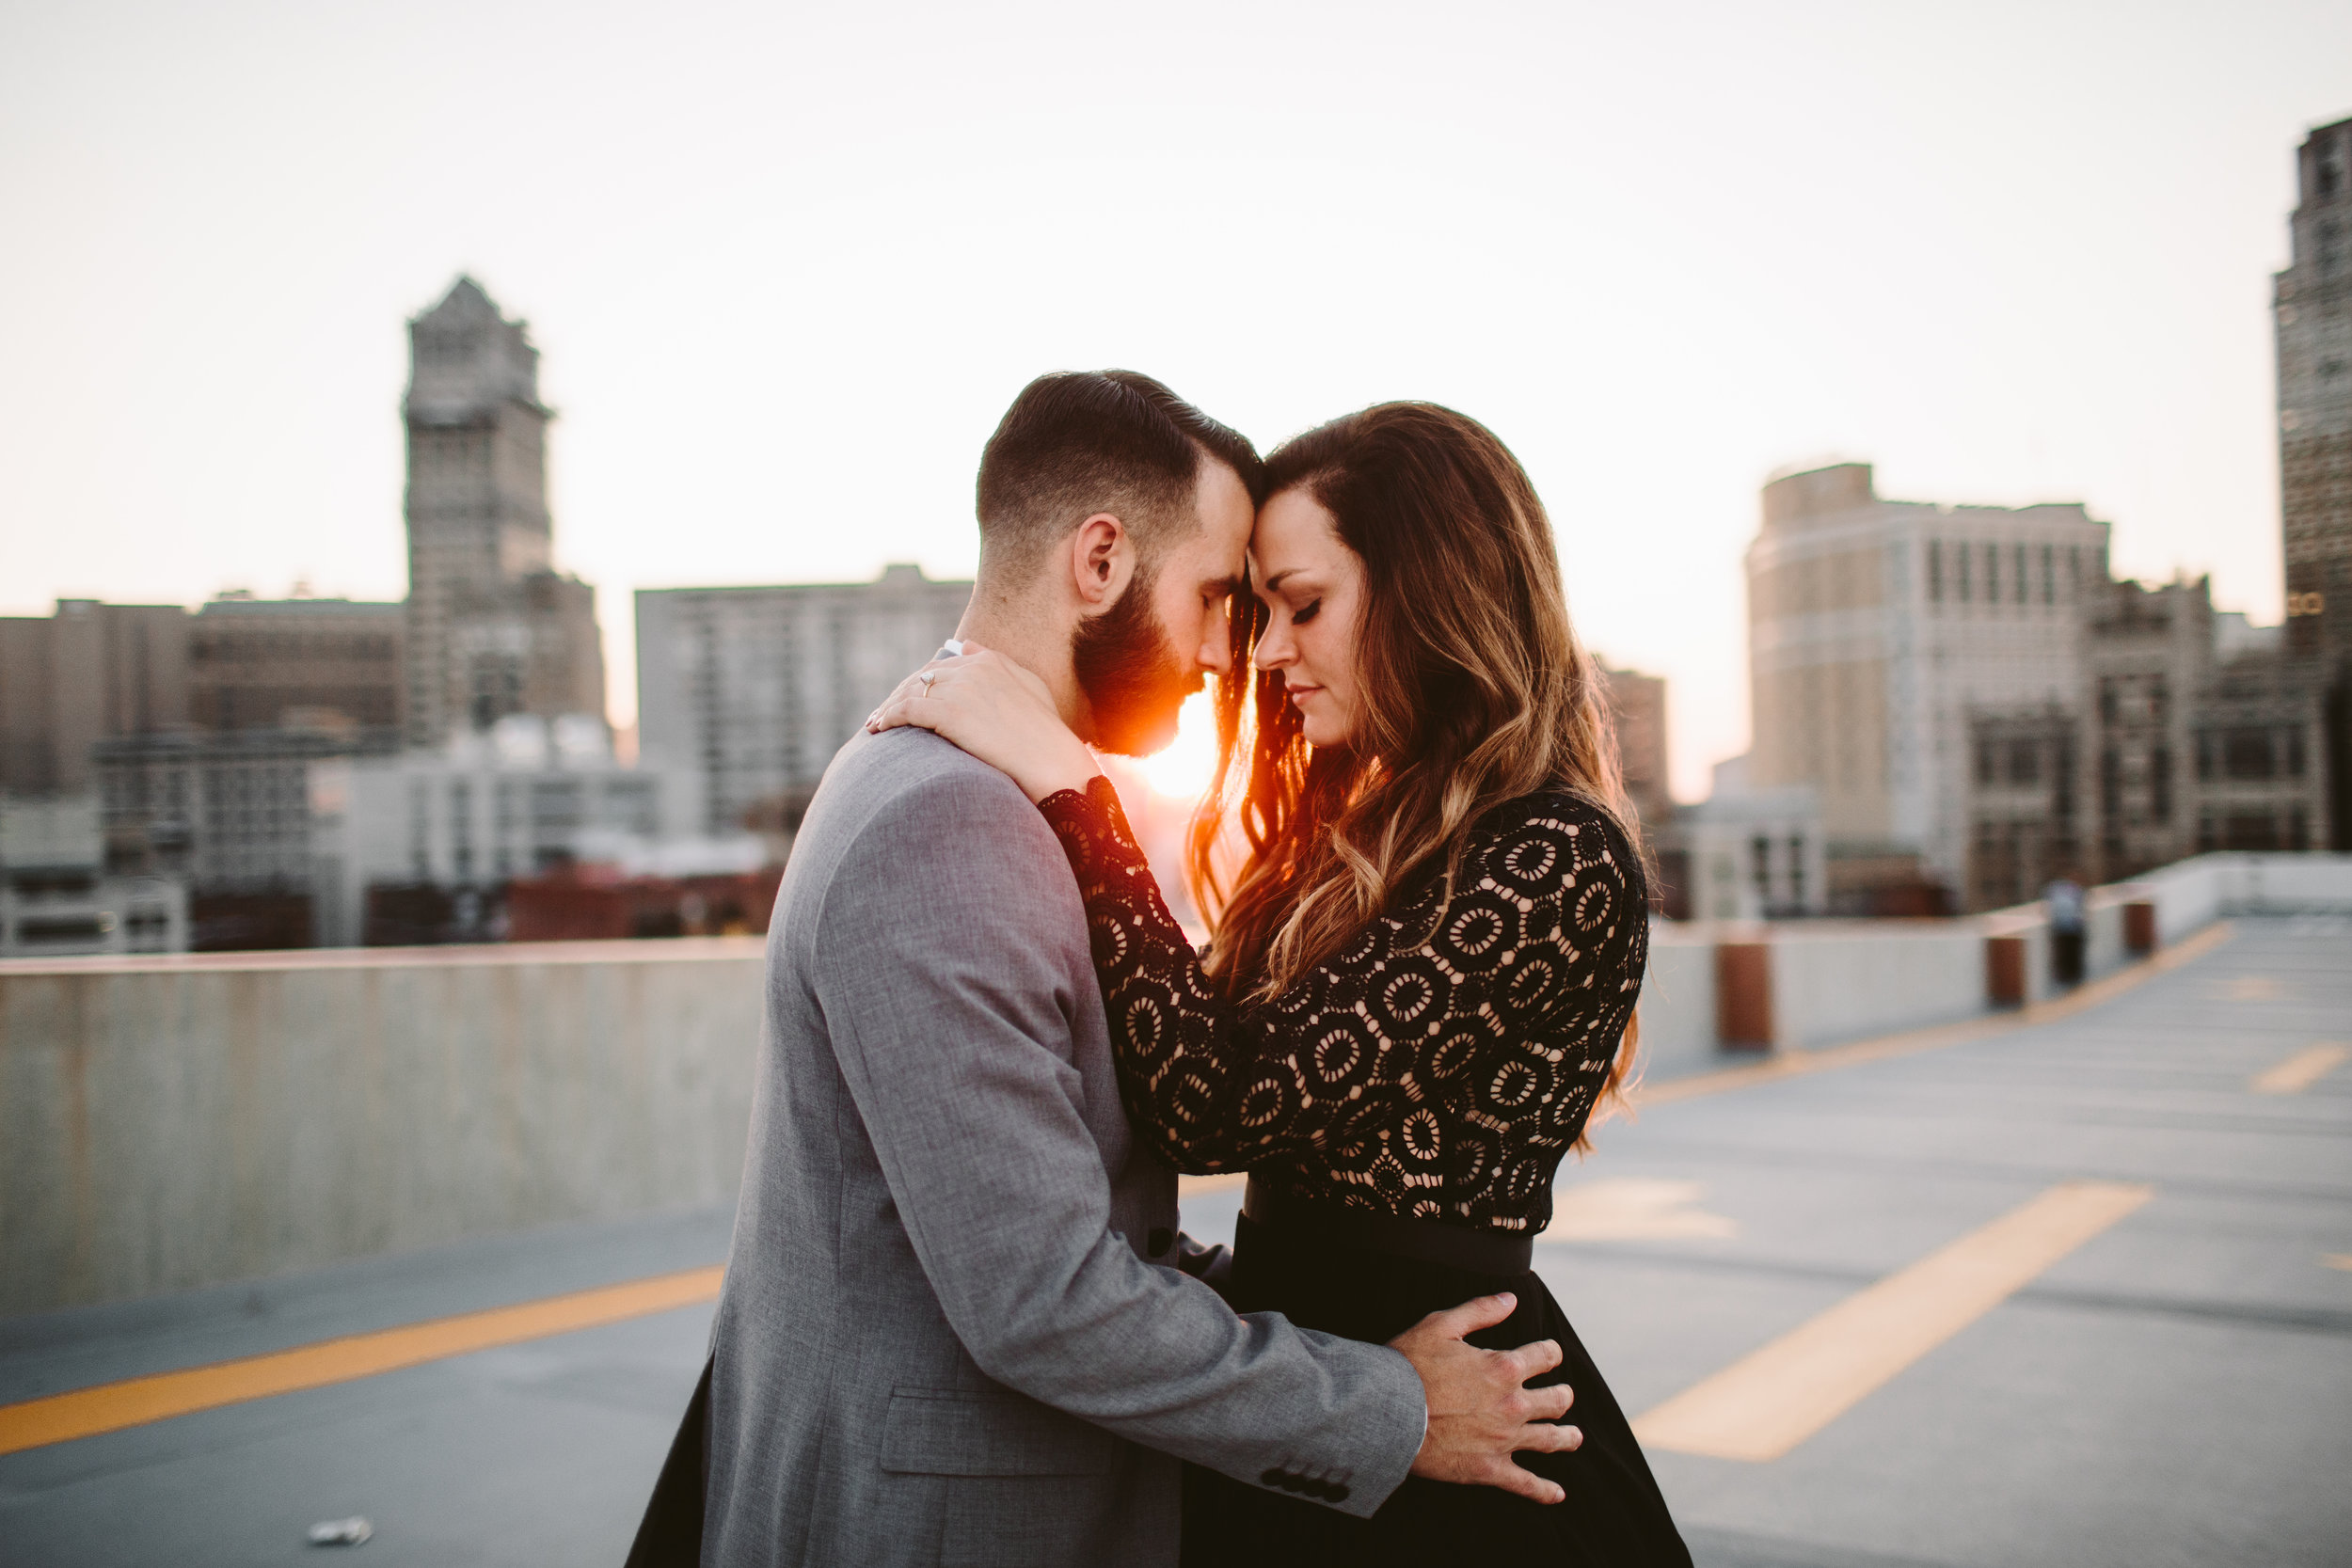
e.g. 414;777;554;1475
1292;598;1322;626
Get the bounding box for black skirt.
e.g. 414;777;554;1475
1182;1212;1692;1568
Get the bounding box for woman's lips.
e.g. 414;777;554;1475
1287;685;1321;704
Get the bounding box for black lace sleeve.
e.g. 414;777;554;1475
1038;775;1647;1229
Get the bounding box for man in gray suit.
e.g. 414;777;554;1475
691;372;1577;1567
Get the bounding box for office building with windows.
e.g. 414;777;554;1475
308;715;701;946
189;593;404;733
1962;578;2330;911
1744;462;2109;910
635;564;972;838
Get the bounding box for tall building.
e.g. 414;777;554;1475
636;564;973;837
1597;662;1671;834
2279;116;2352;667
190;593;405;733
2275;116;2352;849
402;277;605;747
0;600;188;797
1744;462;2109;908
1961;577;2205;910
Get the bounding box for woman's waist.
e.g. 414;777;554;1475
1226;1180;1544;1343
1239;1177;1539;1275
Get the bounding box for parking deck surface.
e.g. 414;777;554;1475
2;918;2345;1566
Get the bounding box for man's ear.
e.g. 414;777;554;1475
1070;513;1132;610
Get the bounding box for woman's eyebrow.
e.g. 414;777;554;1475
1261;568;1308;593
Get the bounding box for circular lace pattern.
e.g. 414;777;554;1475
1041;782;1647;1234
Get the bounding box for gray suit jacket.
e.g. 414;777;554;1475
702;729;1424;1568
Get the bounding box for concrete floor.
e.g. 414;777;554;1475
2;916;2346;1566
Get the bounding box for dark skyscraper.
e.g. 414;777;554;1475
2276;116;2352;849
2278;117;2352;666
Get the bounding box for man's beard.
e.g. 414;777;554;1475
1071;567;1200;757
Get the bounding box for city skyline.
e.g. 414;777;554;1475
4;2;2348;800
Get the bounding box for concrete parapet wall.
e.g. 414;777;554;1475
0;939;765;1316
2127;852;2352;944
1637;853;2352;1073
1633;926;1717;1080
1639;916;2003;1065
7;853;2349;1318
1766;921;1988;1050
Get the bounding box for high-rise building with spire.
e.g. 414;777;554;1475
402;277;605;747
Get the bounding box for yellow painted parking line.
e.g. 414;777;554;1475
1633;1180;2153;1463
2217;975;2286;1002
1545;1179;1736;1242
2250;1043;2348;1096
0;1265;723;1457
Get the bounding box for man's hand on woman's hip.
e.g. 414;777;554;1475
1390;1292;1579;1505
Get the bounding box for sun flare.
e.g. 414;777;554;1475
1139;689;1219;800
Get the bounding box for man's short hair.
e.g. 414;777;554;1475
975;371;1264;579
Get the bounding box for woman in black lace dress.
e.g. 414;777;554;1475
876;403;1690;1567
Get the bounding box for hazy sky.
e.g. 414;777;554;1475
4;1;2346;798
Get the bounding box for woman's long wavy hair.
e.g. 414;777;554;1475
1188;403;1647;1137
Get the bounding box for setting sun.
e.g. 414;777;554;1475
1138;689;1220;800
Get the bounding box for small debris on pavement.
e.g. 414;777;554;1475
308;1517;373;1547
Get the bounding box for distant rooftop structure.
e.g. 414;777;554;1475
199;594;402;618
2213;610;2283;663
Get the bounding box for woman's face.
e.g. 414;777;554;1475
1249;487;1366;749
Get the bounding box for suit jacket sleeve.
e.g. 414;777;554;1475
812;761;1424;1515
